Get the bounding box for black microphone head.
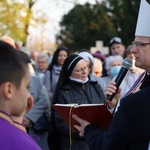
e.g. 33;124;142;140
122;58;132;69
106;58;132;101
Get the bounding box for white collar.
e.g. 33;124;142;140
69;76;89;84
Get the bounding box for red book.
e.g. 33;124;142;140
52;103;113;131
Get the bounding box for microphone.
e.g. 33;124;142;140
106;58;132;101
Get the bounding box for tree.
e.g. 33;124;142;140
56;2;117;53
0;0;27;42
56;0;141;52
0;0;47;45
102;0;141;46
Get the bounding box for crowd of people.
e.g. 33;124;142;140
0;0;149;149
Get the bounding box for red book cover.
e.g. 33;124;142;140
52;104;113;131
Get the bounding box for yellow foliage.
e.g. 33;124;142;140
0;0;48;45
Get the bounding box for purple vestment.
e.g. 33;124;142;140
0;111;41;150
125;71;146;96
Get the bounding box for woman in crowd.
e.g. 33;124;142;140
53;54;116;150
102;55;123;84
36;52;49;80
43;46;69;103
78;51;106;91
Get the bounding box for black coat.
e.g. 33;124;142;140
54;79;106;150
84;84;150;150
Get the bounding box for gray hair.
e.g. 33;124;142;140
105;55;123;71
37;52;49;62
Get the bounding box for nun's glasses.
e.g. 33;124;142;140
73;66;88;73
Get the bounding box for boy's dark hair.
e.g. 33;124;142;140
0;41;30;88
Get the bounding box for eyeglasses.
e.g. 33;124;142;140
73;66;88;73
37;61;46;64
132;41;150;48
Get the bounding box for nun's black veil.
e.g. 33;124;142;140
52;54;83;104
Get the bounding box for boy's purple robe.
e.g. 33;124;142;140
0;111;41;150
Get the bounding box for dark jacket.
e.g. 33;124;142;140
54;79;106;150
84;76;150;150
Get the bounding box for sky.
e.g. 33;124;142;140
30;0;98;43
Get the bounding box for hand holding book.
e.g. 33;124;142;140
72;114;90;137
52;103;113;132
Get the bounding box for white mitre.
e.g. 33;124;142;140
135;0;150;37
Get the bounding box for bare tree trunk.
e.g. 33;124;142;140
23;0;37;46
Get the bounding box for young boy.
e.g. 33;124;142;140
0;41;41;150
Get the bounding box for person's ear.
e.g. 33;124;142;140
3;82;14;99
26;95;34;111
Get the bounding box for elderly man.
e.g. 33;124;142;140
72;0;150;149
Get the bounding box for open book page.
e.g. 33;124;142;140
54;103;78;107
53;103;113;131
54;103;103;107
